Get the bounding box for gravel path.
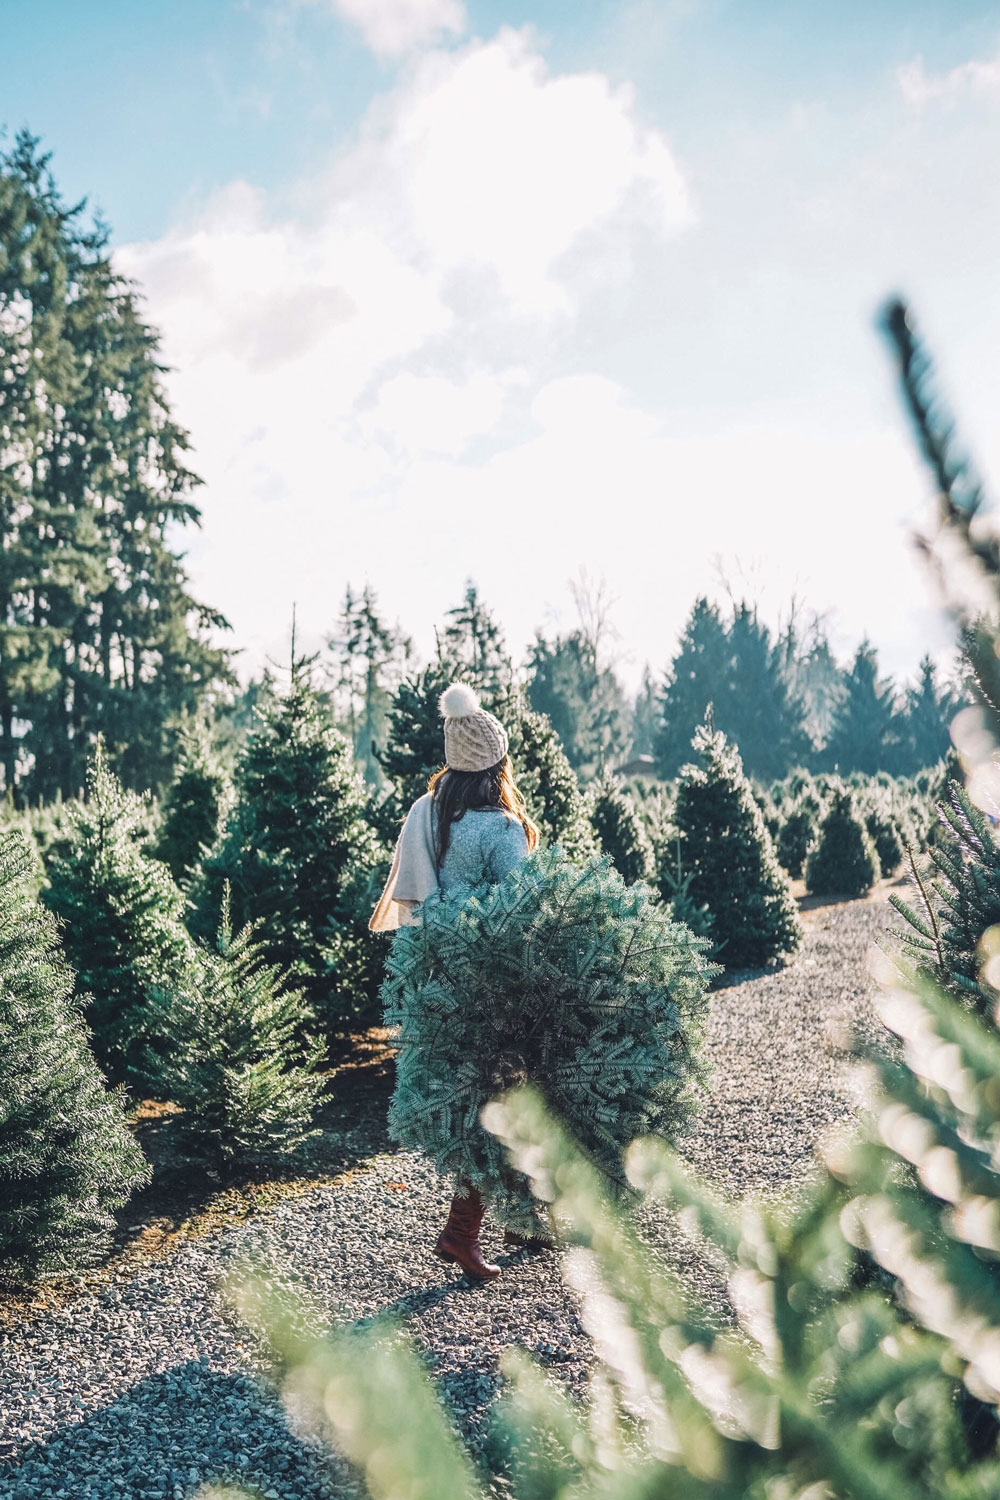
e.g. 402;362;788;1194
0;899;888;1499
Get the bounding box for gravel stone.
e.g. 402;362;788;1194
0;898;888;1498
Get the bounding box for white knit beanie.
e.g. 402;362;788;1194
439;683;509;772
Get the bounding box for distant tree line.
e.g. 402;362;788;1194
0;132;232;802
0;132;964;809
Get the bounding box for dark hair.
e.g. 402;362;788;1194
427;755;539;870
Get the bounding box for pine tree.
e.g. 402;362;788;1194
823;640;904;775
154;717;231;887
674;721;801;967
900;654;964;773
504;697;599;861
776;797;821;878
145;885;325;1164
655;598;811;782
805;783;881;897
328;584;412;786
0;827;149;1285
438;582;513;699
526;630;629;779
654;597;729;777
586;773;655;884
629;663;660;758
383;849;715;1230
376;661;453;832
193;644;385;1030
0;132;233;802
888;778;1000;1020
860;791;905;877
42;739;195;1081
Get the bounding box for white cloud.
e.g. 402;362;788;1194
116;26;696;678
898;50;1000;108
113;22;967;695
309;0;466;57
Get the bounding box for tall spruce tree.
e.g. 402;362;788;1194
146;885;325;1164
154;717;231;887
43;739;195;1081
655;599;810;781
438;582;513;698
0;132;233;802
526;630;629;779
327;583;412;786
0;826;149;1285
674;720;801;966
586;773;655;884
900;655;964;773
823;640;904;774
654;597;729;777
193;643;384;1030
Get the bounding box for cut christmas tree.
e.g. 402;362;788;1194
383;848;716;1232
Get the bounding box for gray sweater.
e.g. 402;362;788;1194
435;804;530;895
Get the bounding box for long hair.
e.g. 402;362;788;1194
427;754;540;870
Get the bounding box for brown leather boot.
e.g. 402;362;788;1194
435;1187;500;1281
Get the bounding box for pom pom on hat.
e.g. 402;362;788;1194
438;680;509;771
439;682;481;718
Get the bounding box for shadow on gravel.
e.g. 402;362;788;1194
0;1360;351;1500
1;1035;398;1331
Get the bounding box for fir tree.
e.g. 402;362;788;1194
0;132;233;802
193;643;384;1030
629;664;660;758
438;582;513;698
654;597;729;776
383;849;715;1230
823;640;904;775
888;778;1000;1019
526;630;629;779
154;717;231;887
586;773;655;884
776;798;821;878
327;583;412;786
0;827;149;1285
805;783;881;897
376;661;453;832
674;721;801;967
43;739;195;1081
146;885;325;1164
655;599;811;782
504;697;599;861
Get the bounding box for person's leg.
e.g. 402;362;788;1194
435;1184;501;1280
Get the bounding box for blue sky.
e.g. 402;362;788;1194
3;0;1000;689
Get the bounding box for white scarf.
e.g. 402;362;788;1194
369;793;439;932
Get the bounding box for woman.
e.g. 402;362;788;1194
370;682;539;1280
